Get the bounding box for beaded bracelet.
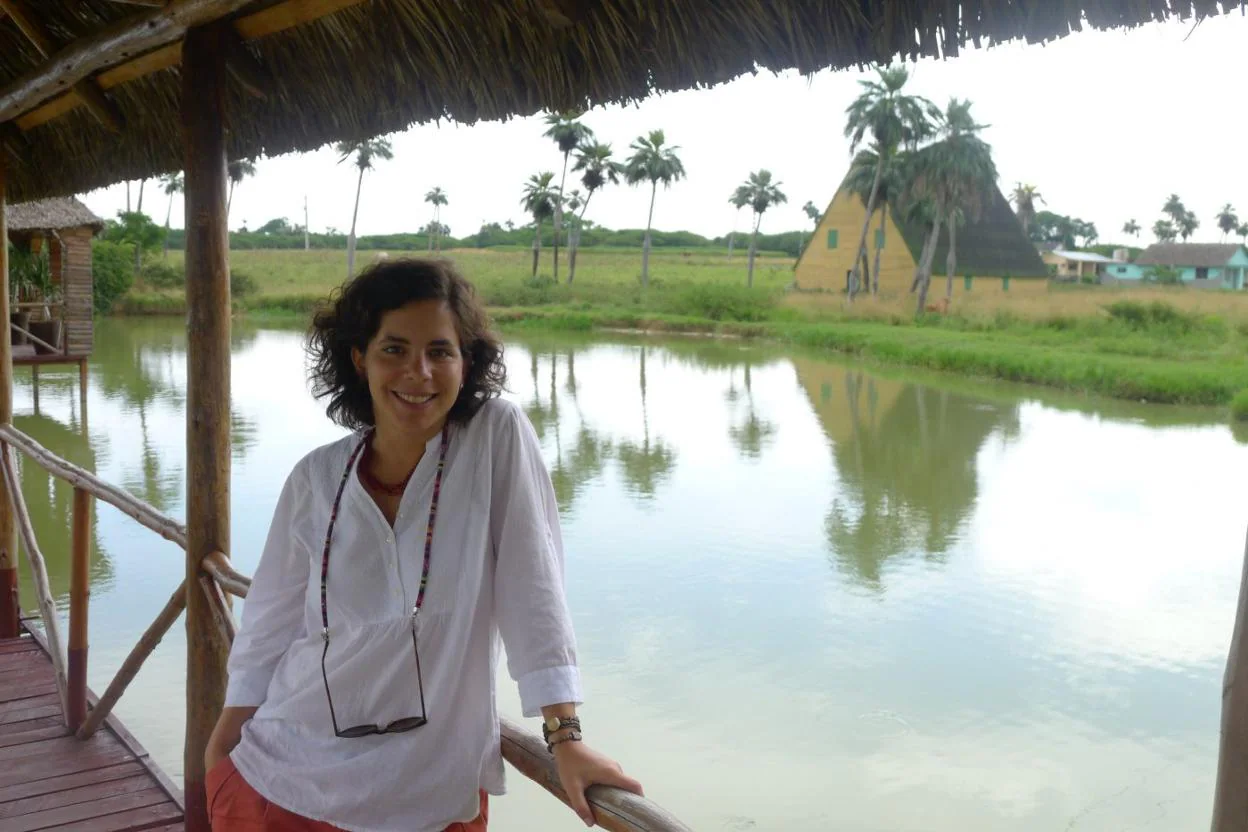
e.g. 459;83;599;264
547;729;583;753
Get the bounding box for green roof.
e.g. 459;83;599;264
893;185;1049;279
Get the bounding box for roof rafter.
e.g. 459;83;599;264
0;0;125;131
8;0;366;131
0;0;255;125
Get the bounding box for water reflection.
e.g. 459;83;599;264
13;413;112;602
794;359;1020;589
615;347;676;500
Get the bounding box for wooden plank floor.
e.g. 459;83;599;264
0;631;184;831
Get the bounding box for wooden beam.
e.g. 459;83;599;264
1213;528;1248;830
12;0;367;131
77;581;185;740
0;0;124;131
0;158;16;641
180;23;231;832
0;0;253;125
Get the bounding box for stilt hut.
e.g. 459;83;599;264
0;3;1244;832
6;197;102;375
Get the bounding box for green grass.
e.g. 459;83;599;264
118;247;1248;408
1232;389;1248;422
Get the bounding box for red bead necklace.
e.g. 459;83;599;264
359;441;416;497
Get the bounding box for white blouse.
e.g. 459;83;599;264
224;398;582;832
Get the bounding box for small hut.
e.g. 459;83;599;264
6;197;102;364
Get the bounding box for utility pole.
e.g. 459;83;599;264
304;195;310;251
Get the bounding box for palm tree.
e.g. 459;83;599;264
1178;211;1199;242
159;173;183;258
1239;223;1248;245
624;130;686;287
335;137;394;278
543;112;594;281
733;170;787;287
226;158;255;219
843;65;935;301
903;98;997;312
520;172;557;278
424;187;448;251
1153;220;1177;243
1162;194;1186;226
1009;184;1044;237
569;140;622;283
1122;219;1141;238
844;145;902;296
803;201;821;227
1217;204;1239;241
728;187;750;259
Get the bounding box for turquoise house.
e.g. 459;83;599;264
1134;243;1248;288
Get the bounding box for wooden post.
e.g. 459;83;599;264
67;487;91;731
0;157;17;640
181;24;232;832
1213;529;1248;830
78;358;87;424
31;364;39;415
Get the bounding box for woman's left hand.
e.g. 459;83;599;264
553;740;644;827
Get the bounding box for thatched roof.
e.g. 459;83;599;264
0;1;1241;202
6;197;104;232
1135;243;1247;268
893;184;1049;278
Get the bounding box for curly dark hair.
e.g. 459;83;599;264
308;258;506;431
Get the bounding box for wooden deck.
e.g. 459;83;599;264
0;630;184;831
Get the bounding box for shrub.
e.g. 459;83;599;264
91;240;135;314
230;270;259;298
1105;300;1200;334
140;261;185;289
657;283;776;322
1232;389;1248;422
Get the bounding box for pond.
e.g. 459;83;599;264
12;315;1247;831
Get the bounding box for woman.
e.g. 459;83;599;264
205;258;642;831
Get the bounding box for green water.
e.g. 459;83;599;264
13;316;1248;831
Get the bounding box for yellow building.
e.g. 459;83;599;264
794;176;1050;296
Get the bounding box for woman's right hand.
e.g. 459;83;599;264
204;706;258;772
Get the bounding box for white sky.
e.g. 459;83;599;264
81;12;1248;245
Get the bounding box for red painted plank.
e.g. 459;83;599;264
0;695;61;725
0;761;144;804
39;801;183;831
0;679;59;703
142;825;186;831
0;734;91;764
0;638;39;655
4;786;169;832
2;736;131;787
0;651;45;670
0;717;68;749
0;774;154;820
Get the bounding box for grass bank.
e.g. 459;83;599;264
114;247;1248;408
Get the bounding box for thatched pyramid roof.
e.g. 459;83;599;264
5;198;105;233
0;0;1239;202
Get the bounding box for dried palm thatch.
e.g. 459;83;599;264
0;0;1240;202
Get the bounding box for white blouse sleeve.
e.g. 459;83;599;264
490;403;583;717
225;463;312;707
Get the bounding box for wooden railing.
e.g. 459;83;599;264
0;423;690;832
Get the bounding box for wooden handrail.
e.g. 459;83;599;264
1214;527;1248;830
199;574;236;645
500;718;690;832
0;444;68;722
9;321;61;355
202;550;249;598
78;581;186;740
0;424;188;549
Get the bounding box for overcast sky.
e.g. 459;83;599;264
80;12;1248;246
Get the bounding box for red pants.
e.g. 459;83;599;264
208;756;489;831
